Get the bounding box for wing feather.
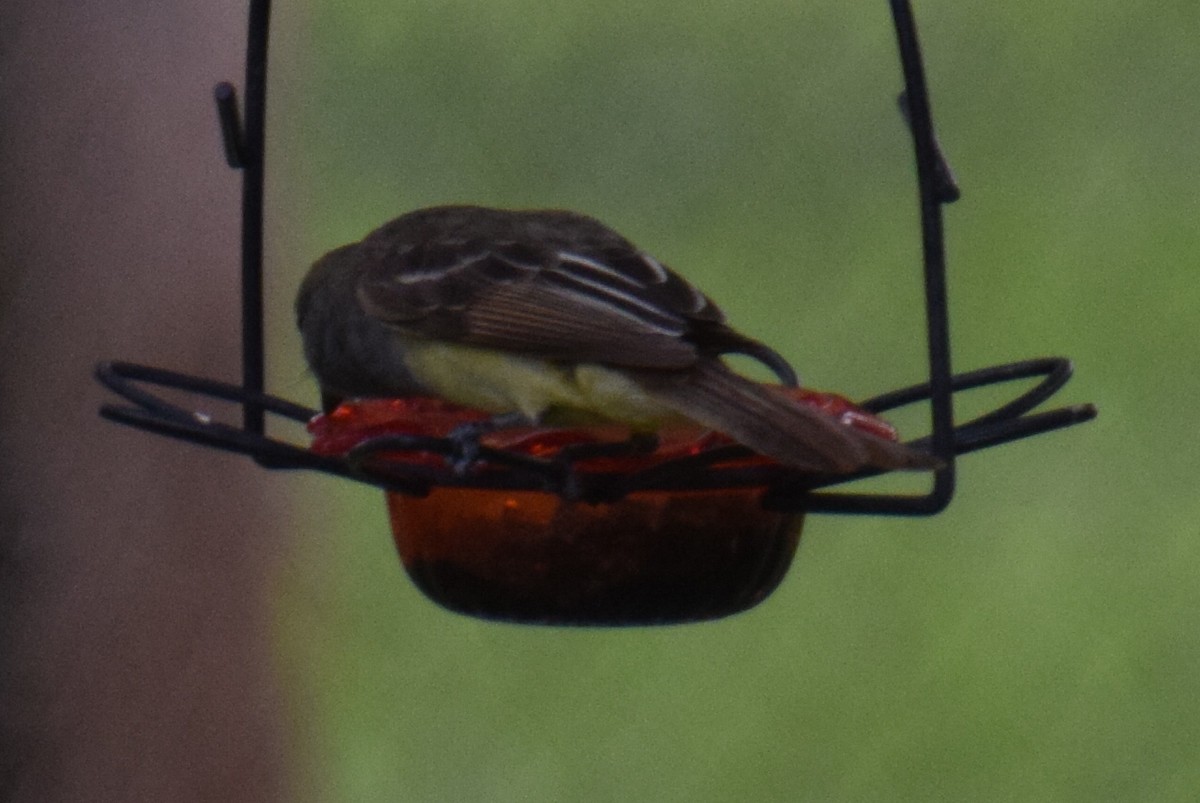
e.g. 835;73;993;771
356;212;725;369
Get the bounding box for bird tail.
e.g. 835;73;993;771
635;361;941;474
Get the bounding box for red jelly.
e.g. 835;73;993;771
309;390;897;625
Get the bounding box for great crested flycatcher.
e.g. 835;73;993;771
296;205;937;474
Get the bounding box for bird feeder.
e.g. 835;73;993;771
96;0;1096;625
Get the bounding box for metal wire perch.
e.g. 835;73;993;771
95;0;1097;515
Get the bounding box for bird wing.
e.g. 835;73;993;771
356;236;725;369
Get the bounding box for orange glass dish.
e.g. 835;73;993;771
308;390;899;625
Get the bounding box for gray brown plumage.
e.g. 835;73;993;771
297;205;938;474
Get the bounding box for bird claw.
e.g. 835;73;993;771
447;433;481;476
446;412;530;475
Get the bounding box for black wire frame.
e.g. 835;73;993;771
95;0;1096;515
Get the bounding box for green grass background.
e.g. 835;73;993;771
267;2;1200;800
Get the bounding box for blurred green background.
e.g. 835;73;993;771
267;2;1199;800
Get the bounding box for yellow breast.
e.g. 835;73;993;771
399;338;680;428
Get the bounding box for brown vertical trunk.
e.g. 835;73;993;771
1;3;289;800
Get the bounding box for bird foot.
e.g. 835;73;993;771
446;411;531;475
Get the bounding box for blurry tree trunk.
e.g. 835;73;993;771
1;3;289;800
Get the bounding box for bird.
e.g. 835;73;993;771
296;204;938;474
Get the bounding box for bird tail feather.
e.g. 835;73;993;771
635;361;940;474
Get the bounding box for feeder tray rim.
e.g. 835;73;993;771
96;355;1095;512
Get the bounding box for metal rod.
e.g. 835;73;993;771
888;0;957;513
240;0;272;437
214;82;245;169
